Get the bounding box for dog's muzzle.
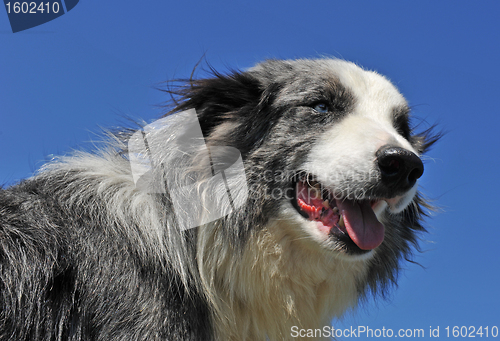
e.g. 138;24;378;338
376;145;424;195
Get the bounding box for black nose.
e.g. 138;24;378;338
376;145;424;192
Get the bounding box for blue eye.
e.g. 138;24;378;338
312;103;329;113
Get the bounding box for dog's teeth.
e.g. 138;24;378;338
322;200;330;208
338;214;345;228
332;207;339;215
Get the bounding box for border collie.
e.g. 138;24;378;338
0;58;438;340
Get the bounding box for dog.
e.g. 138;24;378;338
0;58;438;340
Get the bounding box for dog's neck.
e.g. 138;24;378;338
198;218;369;340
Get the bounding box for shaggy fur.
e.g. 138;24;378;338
0;58;438;340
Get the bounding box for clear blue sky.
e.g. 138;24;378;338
1;1;499;339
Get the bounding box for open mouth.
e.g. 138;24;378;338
292;176;385;253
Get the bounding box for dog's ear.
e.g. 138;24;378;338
164;70;262;134
163;69;281;154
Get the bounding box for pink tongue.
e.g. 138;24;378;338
336;199;385;250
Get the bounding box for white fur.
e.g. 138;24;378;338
198;211;369;340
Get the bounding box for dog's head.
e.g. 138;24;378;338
166;58;438;290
